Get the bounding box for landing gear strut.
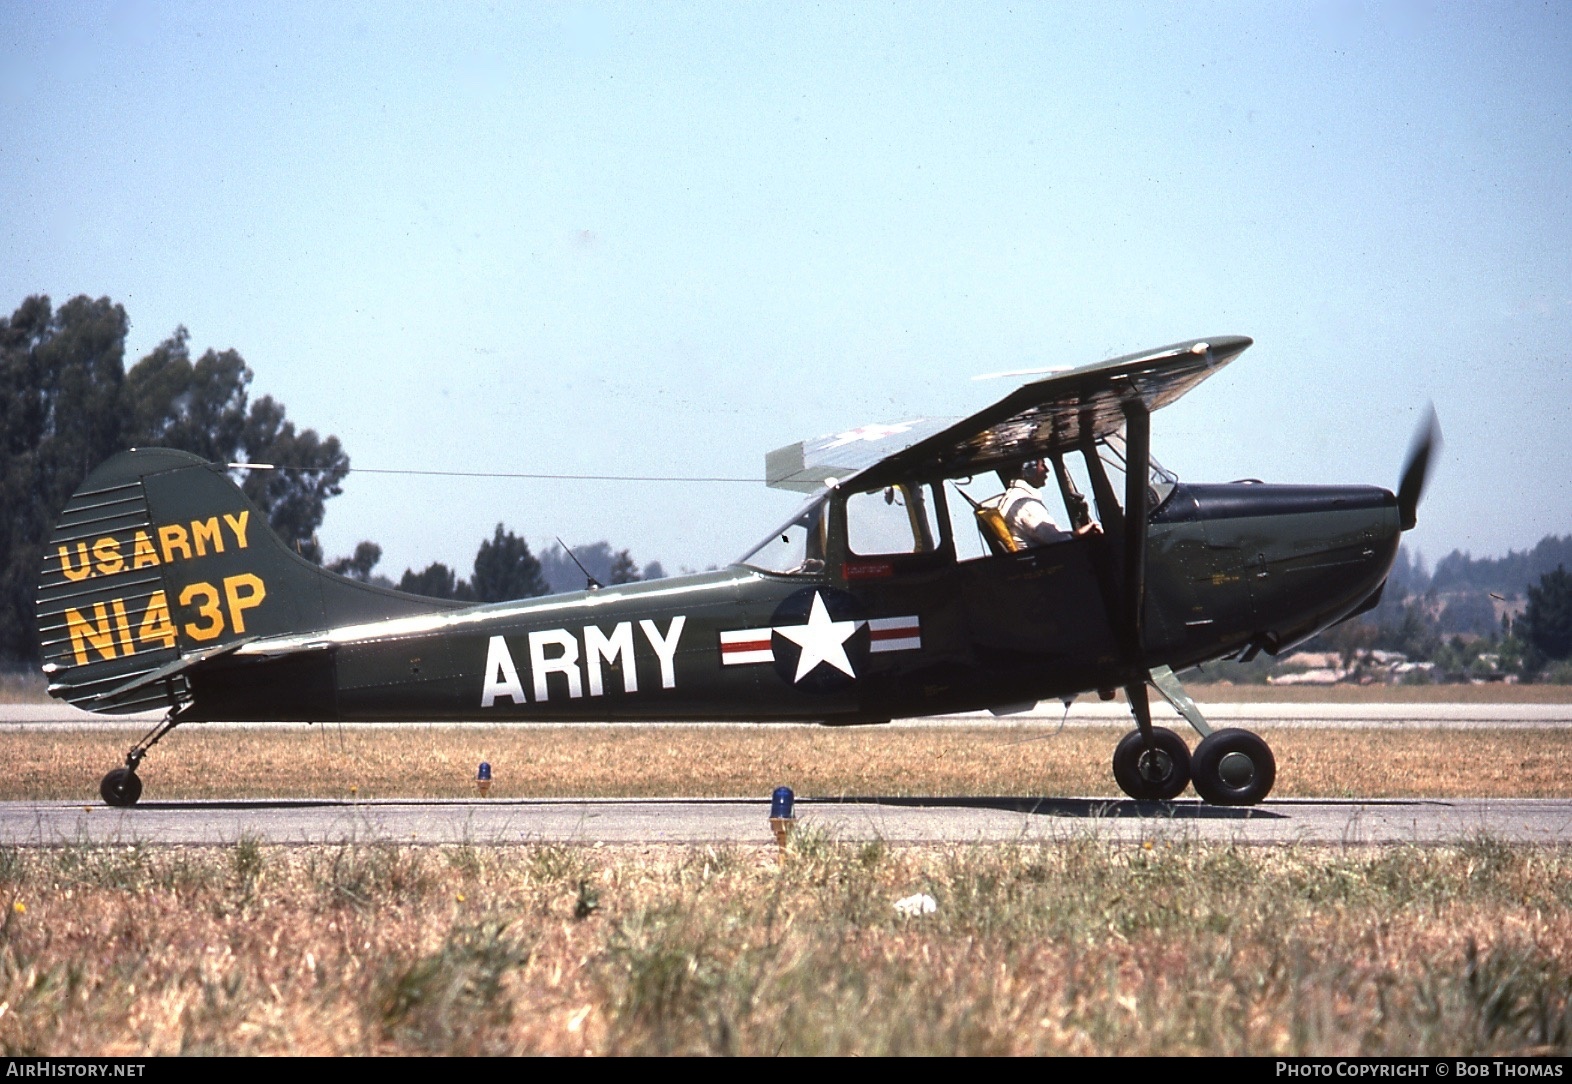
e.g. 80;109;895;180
98;713;182;808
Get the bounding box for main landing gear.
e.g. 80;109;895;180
1190;728;1275;806
1111;725;1191;800
99;713;182;808
1111;668;1276;805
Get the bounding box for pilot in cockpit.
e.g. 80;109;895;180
994;458;1100;549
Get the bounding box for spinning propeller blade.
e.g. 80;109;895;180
1396;404;1441;532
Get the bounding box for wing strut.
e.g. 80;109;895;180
1120;395;1150;665
1116;394;1217;745
1117;393;1157;747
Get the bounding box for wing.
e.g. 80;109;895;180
765;336;1251;493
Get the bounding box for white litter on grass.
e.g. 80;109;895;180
895;893;938;918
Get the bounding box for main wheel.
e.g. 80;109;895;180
100;768;142;808
1191;728;1276;806
1112;726;1191;800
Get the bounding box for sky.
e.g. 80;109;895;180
2;2;1569;580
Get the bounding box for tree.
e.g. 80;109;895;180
236;395;348;563
1305;617;1378;670
1437;591;1499;637
123;331;349;562
539;541;665;593
121;328;249;462
0;296;130;662
328;541;383;582
1373;601;1440;663
470;525;548;603
1520;566;1572;669
398;562;475;602
0;294;353;664
609;548;640;585
540;541;614;593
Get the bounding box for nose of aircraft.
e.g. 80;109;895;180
1246;483;1398;652
1158;481;1401;657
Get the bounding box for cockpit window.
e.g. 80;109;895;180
1100;431;1179;509
846;483;940;556
739;494;829;576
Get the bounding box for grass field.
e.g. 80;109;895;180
2;686;1569;1055
1187;682;1572;704
0;837;1568;1055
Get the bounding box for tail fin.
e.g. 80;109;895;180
36;448;455;714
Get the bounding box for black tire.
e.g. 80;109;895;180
1111;726;1191;800
1191;728;1276;806
100;768;142;808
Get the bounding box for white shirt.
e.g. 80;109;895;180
996;480;1071;548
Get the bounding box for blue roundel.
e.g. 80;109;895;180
768;586;866;694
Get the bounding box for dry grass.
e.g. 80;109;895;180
0;839;1568;1055
0;724;1568;803
1187;683;1572;704
3;680;1566;1056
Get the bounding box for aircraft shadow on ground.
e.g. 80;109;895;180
809;795;1284;820
123;796;1283;821
132;799;358;812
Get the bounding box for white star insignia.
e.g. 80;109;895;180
823;421;919;449
775;592;861;682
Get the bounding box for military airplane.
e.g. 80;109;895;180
36;336;1437;808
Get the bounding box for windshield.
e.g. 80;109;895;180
738;494;829;575
1099;431;1179;509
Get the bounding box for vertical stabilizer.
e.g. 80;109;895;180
36;448;458;714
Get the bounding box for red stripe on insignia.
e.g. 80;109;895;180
867;615;920;653
720;628;775;665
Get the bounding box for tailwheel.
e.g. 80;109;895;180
98;710;181;808
100;767;143;808
1191;728;1276;806
1112;726;1191;800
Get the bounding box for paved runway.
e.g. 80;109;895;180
4;795;1570;847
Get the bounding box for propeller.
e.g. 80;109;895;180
1396;404;1441;531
